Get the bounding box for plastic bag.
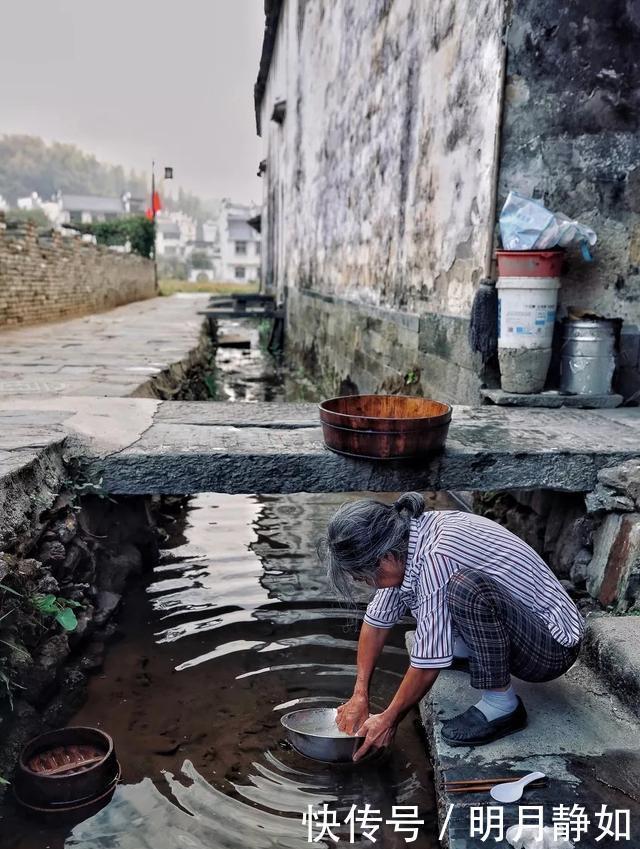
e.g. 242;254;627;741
499;191;597;258
506;824;574;849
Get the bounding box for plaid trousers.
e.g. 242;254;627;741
447;568;581;690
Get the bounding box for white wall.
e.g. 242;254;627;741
260;0;505;317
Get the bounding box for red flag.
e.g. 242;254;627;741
152;191;162;213
145;207;154;220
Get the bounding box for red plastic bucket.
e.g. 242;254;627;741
496;250;564;278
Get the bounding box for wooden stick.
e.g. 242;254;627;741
38;756;104;776
446;781;546;794
445;776;546;787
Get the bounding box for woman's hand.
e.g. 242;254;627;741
353;711;397;762
336;693;369;735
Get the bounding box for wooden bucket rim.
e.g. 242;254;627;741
19;726;114;780
318;394;452;424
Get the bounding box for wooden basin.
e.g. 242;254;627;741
15;726;118;809
319;394;452;459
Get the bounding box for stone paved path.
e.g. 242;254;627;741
0;294;209;547
0;294;210;398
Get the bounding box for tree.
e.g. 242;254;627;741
5;208;50;228
75;216;155;259
0;135;148;204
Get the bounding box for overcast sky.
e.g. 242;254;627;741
0;1;265;204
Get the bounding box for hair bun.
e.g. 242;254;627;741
393;492;425;518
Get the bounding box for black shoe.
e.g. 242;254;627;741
441;697;528;747
449;657;470;672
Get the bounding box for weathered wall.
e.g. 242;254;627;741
287;287;478;402
259;0;640;402
260;0;506;402
501;0;640;320
499;0;640;396
0;220;156;329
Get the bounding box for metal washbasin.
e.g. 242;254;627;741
280;707;364;763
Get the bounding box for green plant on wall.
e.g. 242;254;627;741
404;368;419;386
31;595;82;632
62;455;116;503
0;581;81;633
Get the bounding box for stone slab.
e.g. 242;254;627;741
97;402;640;494
406;632;640;848
586;513;624;600
0;398;159;455
582;615;640;719
482;389;624;409
1;400;640;495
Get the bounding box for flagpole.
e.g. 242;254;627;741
151;159;158;291
151;160;156;222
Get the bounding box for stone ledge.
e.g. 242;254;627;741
482;389;624;409
294;288;421;331
97;402;640;494
2;399;640;496
582;615;640;719
1;401;639;495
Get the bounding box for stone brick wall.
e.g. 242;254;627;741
583;461;640;611
476;470;640;613
0;221;156;329
287;288;481;404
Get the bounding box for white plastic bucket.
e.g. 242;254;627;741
497;276;560;393
496;276;560;350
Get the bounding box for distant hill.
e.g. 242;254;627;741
0;134;206;218
0;135;147;204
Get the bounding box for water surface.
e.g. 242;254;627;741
3;492;452;848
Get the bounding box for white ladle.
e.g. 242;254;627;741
490;771;546;803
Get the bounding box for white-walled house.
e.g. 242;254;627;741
17;192;141;226
218;200;261;284
155;202;261;284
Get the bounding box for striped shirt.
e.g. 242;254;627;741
364;510;585;669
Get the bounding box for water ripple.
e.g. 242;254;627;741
61;493;444;849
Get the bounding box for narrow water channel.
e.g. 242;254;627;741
6;492;456;849
3;323;451;848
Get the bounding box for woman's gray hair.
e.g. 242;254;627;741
318;492;425;600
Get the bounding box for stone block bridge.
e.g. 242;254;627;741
3;398;640;498
94;402;640;494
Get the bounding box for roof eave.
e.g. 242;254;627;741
254;0;284;137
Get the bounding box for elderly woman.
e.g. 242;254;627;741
321;492;584;761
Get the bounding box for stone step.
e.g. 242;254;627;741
582;615;640;720
407;632;640;848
